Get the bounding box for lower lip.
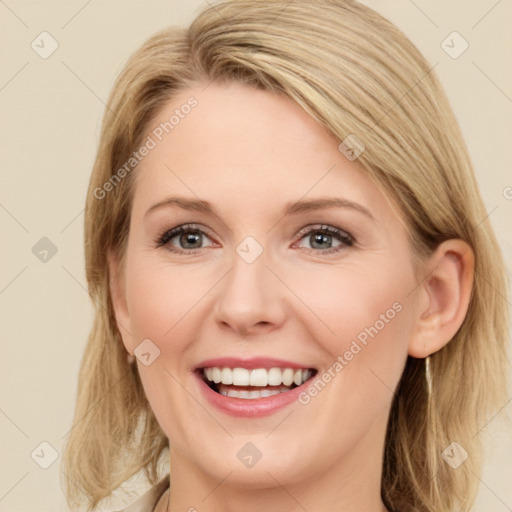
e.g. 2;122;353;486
194;371;313;418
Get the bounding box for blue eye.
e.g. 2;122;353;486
295;224;354;254
156;224;214;253
156;223;355;256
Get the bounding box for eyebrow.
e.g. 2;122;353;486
145;196;374;220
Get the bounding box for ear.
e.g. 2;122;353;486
408;239;474;358
108;249;134;353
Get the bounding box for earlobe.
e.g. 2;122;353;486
408;239;474;358
107;250;133;350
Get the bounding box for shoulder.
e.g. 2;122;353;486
112;474;169;512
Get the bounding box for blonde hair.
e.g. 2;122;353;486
61;1;510;511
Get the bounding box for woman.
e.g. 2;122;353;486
61;1;509;511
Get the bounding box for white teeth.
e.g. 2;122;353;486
212;367;222;383
250;368;268;386
232;368;250;386
260;388;279;398
267;367;282;386
219;385;290;399
203;366;314;387
221;367;232;385
282;368;294;386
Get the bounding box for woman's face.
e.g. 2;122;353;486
112;81;424;495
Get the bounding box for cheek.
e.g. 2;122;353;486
287;262;414;374
124;257;212;348
122;258;210;434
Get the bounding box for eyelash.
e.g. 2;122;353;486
155;223;355;256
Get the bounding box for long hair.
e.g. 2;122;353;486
61;1;510;510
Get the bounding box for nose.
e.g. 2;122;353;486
213;244;286;336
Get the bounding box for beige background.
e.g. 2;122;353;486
1;1;511;511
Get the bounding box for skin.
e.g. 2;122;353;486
109;81;474;512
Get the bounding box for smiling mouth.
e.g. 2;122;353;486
199;366;318;399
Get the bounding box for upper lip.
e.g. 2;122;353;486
194;357;316;370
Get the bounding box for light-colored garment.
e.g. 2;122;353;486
113;475;169;512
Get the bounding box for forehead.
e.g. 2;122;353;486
130;81;393;223
143;82;337;168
